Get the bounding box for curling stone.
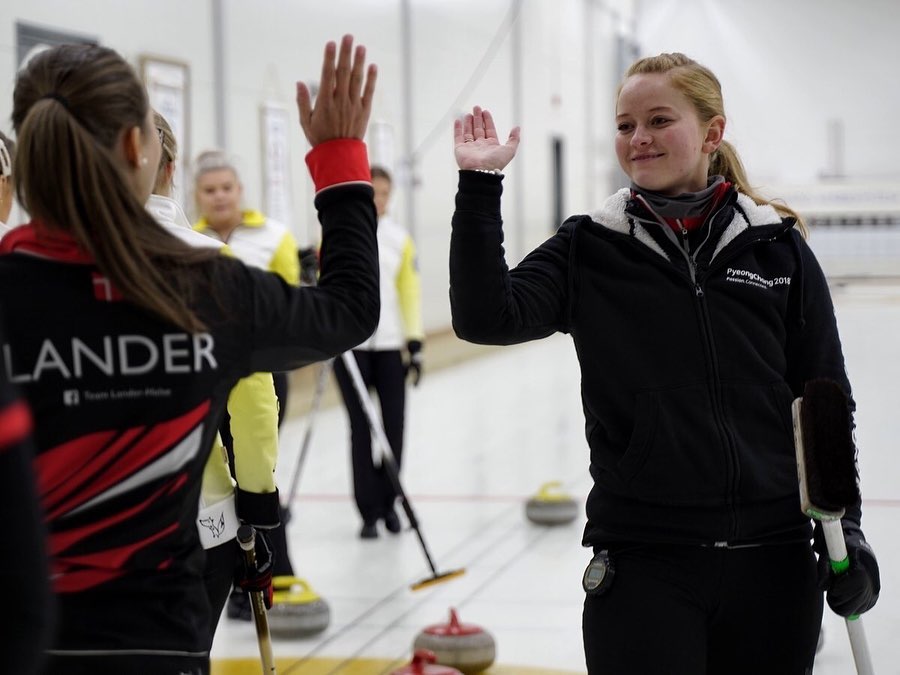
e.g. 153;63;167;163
391;649;464;675
524;481;579;525
412;608;495;674
267;576;330;637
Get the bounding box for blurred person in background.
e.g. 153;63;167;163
0;131;17;236
334;164;424;539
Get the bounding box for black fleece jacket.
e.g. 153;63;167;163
450;171;860;548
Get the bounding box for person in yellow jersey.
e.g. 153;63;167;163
334;165;424;539
193;150;314;621
147;113;281;639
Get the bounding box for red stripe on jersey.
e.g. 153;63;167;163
0;399;32;449
37;401;210;520
53;521;179;593
91;272;124;301
48;473;184;556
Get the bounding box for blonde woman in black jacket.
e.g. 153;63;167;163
449;53;878;674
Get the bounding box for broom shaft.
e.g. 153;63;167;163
284;359;333;511
821;520;874;675
238;527;277;674
340;351;440;576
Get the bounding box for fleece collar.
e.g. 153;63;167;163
589;188;783;262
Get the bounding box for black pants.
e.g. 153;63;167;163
582;542;822;674
333;350;406;524
203;538;241;644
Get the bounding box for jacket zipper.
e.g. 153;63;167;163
692;225;794;541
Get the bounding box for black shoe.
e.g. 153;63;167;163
226;591;251;621
359;521;379;539
383;509;402;534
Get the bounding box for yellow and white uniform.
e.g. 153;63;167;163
194;209;300;284
357;215;423;350
147;195;281;548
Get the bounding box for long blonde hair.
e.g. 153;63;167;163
623;53;807;238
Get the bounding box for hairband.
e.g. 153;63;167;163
41;92;72;110
0;141;10;178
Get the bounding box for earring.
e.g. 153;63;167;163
140;157;149;166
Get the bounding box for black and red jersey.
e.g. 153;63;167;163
0;142;378;661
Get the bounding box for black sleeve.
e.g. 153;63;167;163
786;232;862;528
236;182;380;373
0;330;53;673
450;170;573;345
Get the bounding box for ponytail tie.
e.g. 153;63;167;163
41;92;71;110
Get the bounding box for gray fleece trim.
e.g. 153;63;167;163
589;188;783;262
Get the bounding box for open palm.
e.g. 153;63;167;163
453;106;520;172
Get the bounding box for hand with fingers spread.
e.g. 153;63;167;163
296;34;377;147
453;106;520;172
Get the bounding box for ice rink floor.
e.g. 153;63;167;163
210;277;900;675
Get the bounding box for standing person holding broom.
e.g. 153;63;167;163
448;53;879;673
334;164;424;540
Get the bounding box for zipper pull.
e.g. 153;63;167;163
695;283;704;298
677;219;691;254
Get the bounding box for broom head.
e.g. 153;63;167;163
792;378;859;521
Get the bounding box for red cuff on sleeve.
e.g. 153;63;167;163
0;400;32;451
305;139;372;194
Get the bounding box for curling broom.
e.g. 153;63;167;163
340;350;465;591
237;525;277;674
792;378;874;675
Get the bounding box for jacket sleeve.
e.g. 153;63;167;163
227;372;279;494
450;170;572;345
785;232;862;529
397;235;424;341
233;141;379;373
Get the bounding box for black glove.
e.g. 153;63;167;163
816;528;880;617
405;340;423;387
235;527;275;609
299;246;319;286
235;487;281;530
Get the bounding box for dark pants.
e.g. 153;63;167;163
203;538;240;644
333;350;406;524
582;542;822;674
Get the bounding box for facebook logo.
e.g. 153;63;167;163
63;389;80;406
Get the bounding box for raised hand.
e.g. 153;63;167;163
296;34;377;147
453;106;520;172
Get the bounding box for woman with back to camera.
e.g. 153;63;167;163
448;53;879;673
0;35;378;675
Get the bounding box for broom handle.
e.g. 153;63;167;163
821;519;875;675
237;526;277;674
284;359;333;512
339;350;440;576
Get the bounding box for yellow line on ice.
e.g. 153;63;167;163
211;656;583;674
